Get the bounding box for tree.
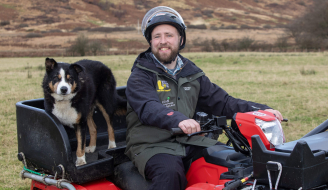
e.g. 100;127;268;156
221;39;230;51
211;38;221;52
286;0;328;50
301;1;328;39
68;34;89;56
275;37;289;52
237;36;254;51
89;40;103;56
285;19;302;38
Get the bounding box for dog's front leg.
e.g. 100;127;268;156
74;123;87;166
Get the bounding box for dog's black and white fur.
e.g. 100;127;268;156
42;58;126;166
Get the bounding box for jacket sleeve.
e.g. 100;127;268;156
196;75;271;119
126;68;189;130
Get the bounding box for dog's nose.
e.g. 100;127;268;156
61;86;68;94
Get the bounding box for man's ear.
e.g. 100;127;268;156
180;36;184;46
45;58;57;72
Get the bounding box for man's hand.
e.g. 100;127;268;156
264;109;283;122
178;119;201;134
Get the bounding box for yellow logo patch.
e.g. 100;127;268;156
157;80;171;92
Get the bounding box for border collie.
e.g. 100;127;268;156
42;58;126;166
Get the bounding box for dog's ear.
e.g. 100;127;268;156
45;58;57;72
70;64;85;74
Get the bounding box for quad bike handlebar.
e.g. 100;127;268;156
171;112;289;157
170;115;225;137
170;115;254;157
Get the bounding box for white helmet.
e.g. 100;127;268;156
141;6;187;50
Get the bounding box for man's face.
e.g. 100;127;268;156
150;24;181;64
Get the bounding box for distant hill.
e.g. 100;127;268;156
0;0;312;56
0;0;311;30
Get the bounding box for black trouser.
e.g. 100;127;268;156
144;145;206;190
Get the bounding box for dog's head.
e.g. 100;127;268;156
43;58;84;101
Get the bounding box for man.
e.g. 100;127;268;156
125;6;283;190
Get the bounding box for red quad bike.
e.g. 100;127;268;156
17;86;328;190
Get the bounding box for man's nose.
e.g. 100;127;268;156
160;36;167;44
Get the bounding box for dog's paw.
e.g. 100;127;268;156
85;146;96;153
108;140;116;149
75;155;86;166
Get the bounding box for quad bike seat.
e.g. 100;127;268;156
111;144;253;190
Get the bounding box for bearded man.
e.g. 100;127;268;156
124;6;283;190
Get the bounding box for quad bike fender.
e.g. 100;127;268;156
186;157;229;187
186;183;224;190
31;178;121;190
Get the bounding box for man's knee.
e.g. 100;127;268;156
145;154;187;190
160;162;184;177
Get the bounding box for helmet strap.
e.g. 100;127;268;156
179;36;183;49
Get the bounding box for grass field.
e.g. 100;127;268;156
0;52;327;189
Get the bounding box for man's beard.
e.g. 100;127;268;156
152;45;179;64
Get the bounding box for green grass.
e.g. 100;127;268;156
1;52;328;189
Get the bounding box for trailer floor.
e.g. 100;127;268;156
72;141;127;164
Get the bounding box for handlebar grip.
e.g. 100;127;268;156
170;128;185;135
282;118;288;122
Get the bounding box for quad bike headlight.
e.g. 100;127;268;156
255;118;286;146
